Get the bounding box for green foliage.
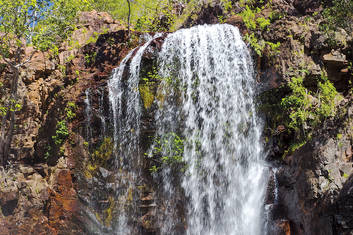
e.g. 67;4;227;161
135;4;176;32
266;41;281;54
146;132;185;172
0;99;22;117
139;85;155;109
85;137;113;178
283;139;307;157
244;33;265;56
317;76;340;118
261;71;341;158
0;0;47;53
281;76;311;132
85;30;107;44
281;74;340;138
238;1;281;56
0;0;92;53
92;0;177;32
65;54;76;63
52;120;69;146
65;102;76;120
91;137;113;165
220;0;233;12
239;5;259;30
32;0;93;51
84;52;97;65
256;17;271;30
322;0;353;31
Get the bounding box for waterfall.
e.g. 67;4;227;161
155;24;269;235
107;33;162;234
84;88;92;147
107;24;269;234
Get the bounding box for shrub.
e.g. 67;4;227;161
281;74;341;138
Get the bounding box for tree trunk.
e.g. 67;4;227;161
127;0;131;37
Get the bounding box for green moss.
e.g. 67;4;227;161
85;137;114;179
127;187;133;202
104;196;115;227
139;84;155;109
282;139;307;158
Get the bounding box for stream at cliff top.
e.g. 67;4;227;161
107;24;269;235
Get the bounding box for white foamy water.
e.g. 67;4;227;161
108;33;162;234
155;24;269;235
108;24;269;235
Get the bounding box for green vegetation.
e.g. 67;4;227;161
85;137;114;178
322;0;353;31
139;85;155;109
139;66;159;109
95;195;115;227
0;0;92;166
260;69;342;157
84;52;97;65
281;74;340;138
52;120;69;146
139;65;177;109
65;102;77;120
319;0;353;47
237;1;281;56
45;102;76;161
277;73;341;156
146;132;185;173
92;0;179;32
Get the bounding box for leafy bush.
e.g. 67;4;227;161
281;76;312;132
240;5;259;30
238;1;281;56
65;102;77;120
52;120;69;145
92;0;178;32
281;74;341;138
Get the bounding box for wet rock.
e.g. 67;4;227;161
323;51;347;69
270;219;291;235
99;167;111;178
293;0;322;14
275;102;353;234
0;191;18;216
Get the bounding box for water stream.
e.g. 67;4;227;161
156;24;269;235
107;24;269;235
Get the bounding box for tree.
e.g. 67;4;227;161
127;0;131;36
0;0;91;166
92;0;178;32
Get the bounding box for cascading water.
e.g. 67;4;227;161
155;24;269;235
108;33;162;234
107;24;269;234
84;88;92;147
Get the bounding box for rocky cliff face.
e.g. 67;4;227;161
0;1;352;234
0;11;129;234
